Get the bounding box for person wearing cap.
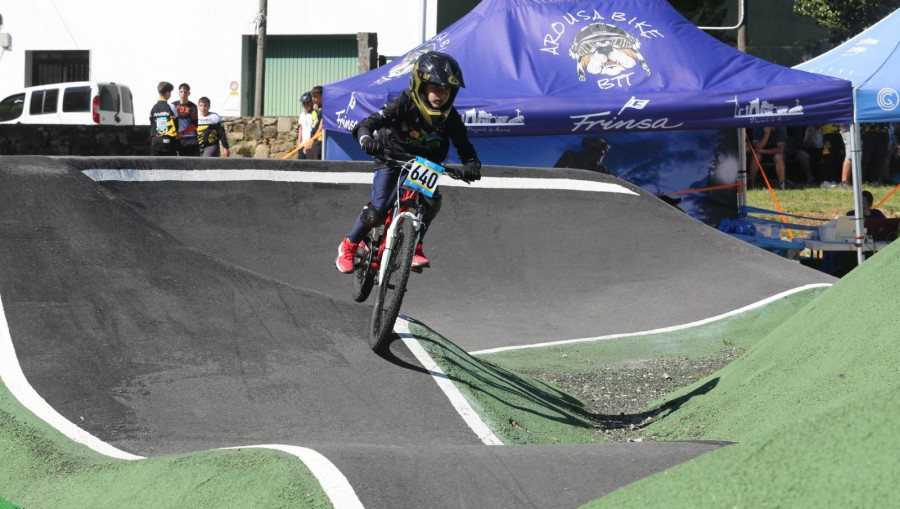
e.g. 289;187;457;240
300;86;324;159
297;91;314;159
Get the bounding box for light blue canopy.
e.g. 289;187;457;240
795;7;900;123
324;0;853;137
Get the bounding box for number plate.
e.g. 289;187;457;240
402;157;445;197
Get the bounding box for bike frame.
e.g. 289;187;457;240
374;176;424;286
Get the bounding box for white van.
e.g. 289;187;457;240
0;82;134;125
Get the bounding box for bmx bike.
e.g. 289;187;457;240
351;156;462;351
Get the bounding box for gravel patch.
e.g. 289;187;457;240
521;348;743;442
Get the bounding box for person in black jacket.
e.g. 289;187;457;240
149;81;178;156
335;51;481;273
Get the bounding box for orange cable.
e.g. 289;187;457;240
744;131;795;239
874;182;900;209
663;182;743;196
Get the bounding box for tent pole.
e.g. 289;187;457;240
737;128;747;216
850;123;865;265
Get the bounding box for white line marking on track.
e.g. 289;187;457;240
0;291;363;508
225;445;364;509
395;316;504;445
81;169;639;195
469;284;833;355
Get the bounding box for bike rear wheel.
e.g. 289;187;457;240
369;218;417;350
352;236;375;302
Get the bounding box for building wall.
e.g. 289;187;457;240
0;0;440;124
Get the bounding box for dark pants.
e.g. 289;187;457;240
347;166;441;244
308;139;322;160
178;137;200;157
150;138;178;156
861;130;889;183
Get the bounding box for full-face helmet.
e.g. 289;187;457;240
409;51;465;127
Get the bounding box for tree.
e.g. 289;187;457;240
794;0;900;43
670;0;735;45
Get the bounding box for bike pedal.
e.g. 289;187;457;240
410;266;423;273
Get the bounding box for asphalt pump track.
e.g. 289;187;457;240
0;156;834;507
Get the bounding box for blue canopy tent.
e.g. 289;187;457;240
795;7;900;263
322;0;852;227
324;0;851;146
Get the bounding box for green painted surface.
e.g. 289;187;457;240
582;241;900;506
0;380;332;508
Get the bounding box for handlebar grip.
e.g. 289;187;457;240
443;167;463;180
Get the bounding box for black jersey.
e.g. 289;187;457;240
150;100;178;139
353;90;477;168
197;112;229;149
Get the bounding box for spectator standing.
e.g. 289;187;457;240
861;123;890;185
197;97;230;158
172;83;200;156
818;124;844;185
296;92;314;159
149;81;178;156
838;124;853;188
799;125;824;184
300;85;323;159
785;126;816;186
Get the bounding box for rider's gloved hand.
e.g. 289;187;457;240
359;135;384;156
460;159;482;182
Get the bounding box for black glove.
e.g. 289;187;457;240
460;159;482;182
359;135;383;156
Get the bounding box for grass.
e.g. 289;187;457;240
746;184;899;229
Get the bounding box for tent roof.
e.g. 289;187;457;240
794;7;900;123
324;0;852;137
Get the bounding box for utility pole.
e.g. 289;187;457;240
737;0;747;52
254;0;267;117
698;0;747;52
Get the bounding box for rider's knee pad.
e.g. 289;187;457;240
359;202;387;228
420;193;442;223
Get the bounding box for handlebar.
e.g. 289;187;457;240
385;157;465;181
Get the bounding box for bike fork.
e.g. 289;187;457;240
376;210;421;285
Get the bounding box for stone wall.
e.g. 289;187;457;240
0;116;303;159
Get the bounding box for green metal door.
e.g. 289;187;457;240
243;35;358;116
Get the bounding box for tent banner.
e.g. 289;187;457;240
326;128;740;227
325;0;853;136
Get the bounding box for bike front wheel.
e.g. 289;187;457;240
369;218;417;350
